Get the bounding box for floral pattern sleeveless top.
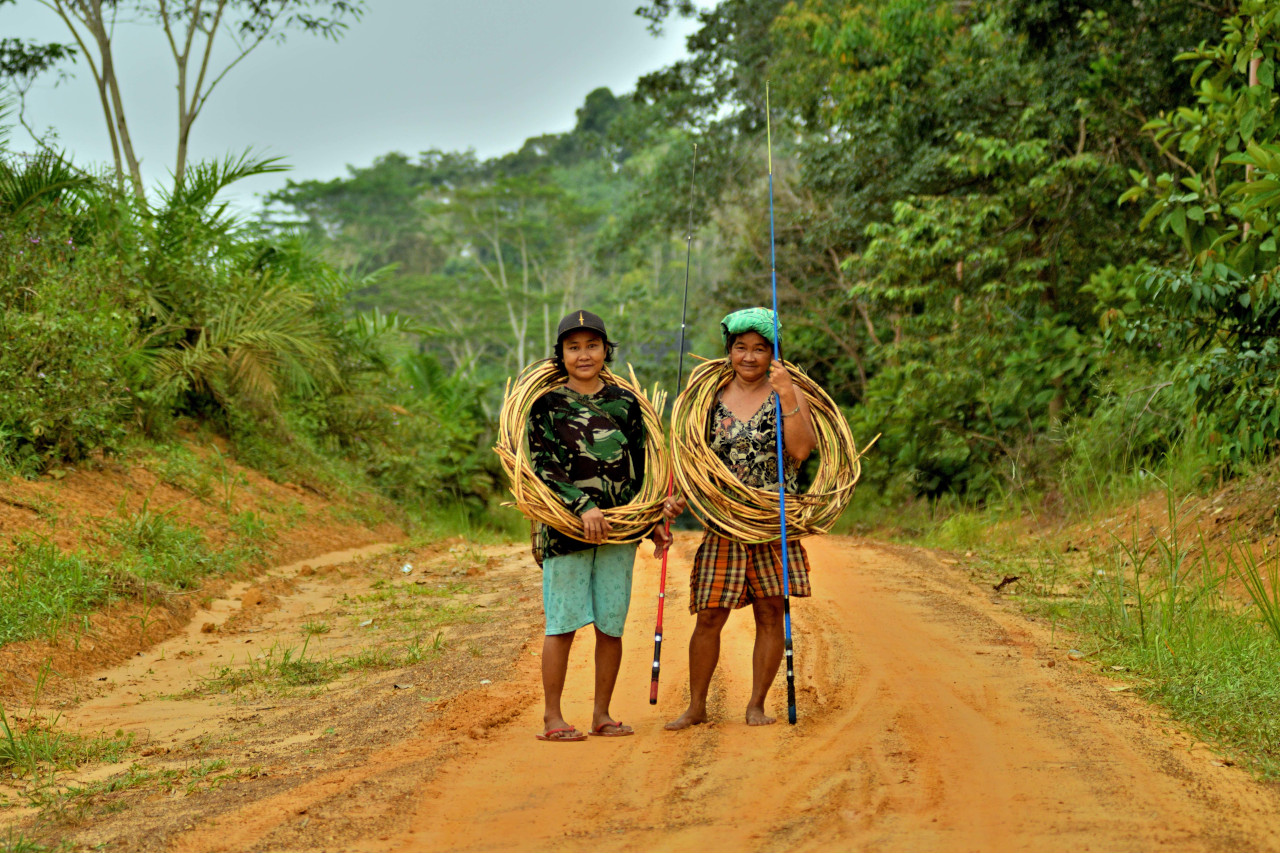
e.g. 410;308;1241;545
708;393;800;492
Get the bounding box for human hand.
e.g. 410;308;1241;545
662;495;687;520
762;363;793;399
651;523;673;558
581;507;611;543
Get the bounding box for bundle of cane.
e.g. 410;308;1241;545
670;357;873;545
495;359;669;542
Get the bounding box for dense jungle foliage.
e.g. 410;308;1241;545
4;0;1279;521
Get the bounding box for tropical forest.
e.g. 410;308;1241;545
2;0;1280;849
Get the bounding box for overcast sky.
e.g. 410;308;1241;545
3;1;700;205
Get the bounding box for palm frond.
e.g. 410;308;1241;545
0;148;95;217
150;277;340;410
158;150;289;220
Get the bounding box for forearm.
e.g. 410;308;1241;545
778;391;816;460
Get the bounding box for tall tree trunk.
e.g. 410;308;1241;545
85;1;145;198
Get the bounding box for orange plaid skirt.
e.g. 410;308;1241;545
689;531;812;613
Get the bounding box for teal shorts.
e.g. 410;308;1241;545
542;542;638;638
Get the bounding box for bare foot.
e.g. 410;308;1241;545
590;719;634;736
745;706;776;726
544;714;575;735
664;707;707;731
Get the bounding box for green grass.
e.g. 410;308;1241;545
0;828;49;853
0;708;133;778
0;493;277;649
407;500;525;546
0;538;112;646
988;488;1280;778
21;757;264;831
194;627;449;698
1228;541;1280;647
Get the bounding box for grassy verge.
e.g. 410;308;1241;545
17;758;266;833
0;504;266;651
958;489;1280;778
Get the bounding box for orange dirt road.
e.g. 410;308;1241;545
78;534;1280;852
372;536;1280;852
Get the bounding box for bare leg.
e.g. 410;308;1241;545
746;597;784;726
542;631;579;736
665;608;731;730
591;627;632;733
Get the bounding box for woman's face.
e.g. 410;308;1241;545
562;330;606;385
728;331;772;383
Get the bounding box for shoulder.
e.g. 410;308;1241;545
602;384;639;406
603;385;644;421
530;388;571;418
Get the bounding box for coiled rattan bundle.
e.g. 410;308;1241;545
495;360;669;543
671;358;871;543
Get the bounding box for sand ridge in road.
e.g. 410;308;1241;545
11;534;1280;851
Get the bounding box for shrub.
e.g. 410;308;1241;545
0;216;139;472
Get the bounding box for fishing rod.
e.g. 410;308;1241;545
651;142;698;705
766;83;798;725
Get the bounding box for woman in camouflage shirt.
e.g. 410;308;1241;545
527;309;670;742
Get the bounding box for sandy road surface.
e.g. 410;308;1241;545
376;536;1280;852
18;534;1280;851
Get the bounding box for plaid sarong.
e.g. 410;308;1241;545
689;531;812;613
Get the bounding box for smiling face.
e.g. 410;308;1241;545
560;329;606;387
728;331;772;383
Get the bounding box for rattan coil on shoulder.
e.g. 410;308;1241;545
671;358;871;544
495;360;668;543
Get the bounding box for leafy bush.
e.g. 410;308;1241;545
0;218;139;473
1096;264;1280;470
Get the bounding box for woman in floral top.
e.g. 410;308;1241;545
664;308;817;730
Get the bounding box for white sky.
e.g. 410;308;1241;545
3;1;700;205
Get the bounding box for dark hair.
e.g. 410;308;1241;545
725;330;783;361
553;333;617;373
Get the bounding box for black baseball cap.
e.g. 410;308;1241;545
556;309;608;342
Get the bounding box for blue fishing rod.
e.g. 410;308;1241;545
651;142;698;704
766;83;798;725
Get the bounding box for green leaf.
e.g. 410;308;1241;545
1260;59;1275;88
1241;109;1259;141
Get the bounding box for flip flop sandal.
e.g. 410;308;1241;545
536;726;587;742
589;720;634;737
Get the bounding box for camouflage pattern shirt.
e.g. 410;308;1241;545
528;383;647;557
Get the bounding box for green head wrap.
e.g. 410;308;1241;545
720;307;779;350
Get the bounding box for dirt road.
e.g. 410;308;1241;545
15;534;1280;851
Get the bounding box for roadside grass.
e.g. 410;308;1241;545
0;709;133;780
0;664;135;786
985;489;1280;778
0;498;270;650
0;539;112;647
148;442;246;509
193;628;450;698
21;757;266;828
408;500;526;546
227;427;399;530
190;563;483;699
0;828;49;853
